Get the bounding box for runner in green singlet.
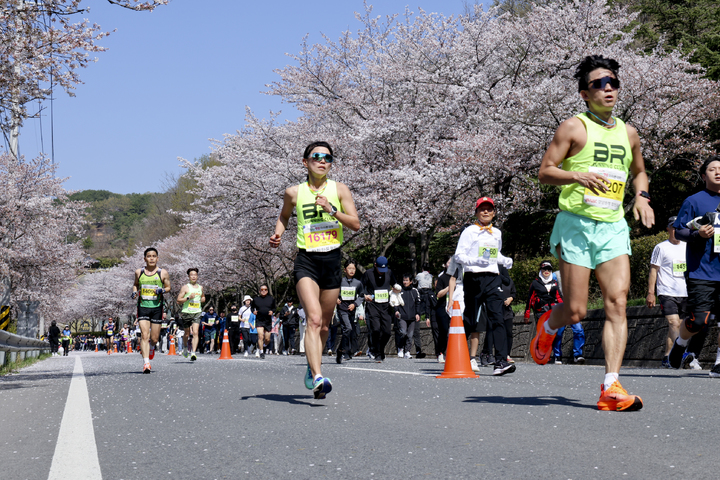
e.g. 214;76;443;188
532;55;654;411
132;247;171;373
270;141;360;399
176;268;205;361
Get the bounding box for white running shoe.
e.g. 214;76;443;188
397;349;404;358
689;358;702;370
438;353;445;363
244;351;248;357
255;350;260;358
404;351;412;359
470;358;480;372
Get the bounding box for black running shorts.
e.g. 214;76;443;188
137;306;163;324
658;295;687;317
686;278;720;315
294;248;342;290
255;314;272;332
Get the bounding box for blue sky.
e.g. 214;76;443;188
15;1;471;194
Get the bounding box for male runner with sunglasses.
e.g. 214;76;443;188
532;55;654;411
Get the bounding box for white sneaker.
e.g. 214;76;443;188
244;351;248;357
554;358;562;365
438;353;445;363
689;358;702;370
404;351;412;359
255;350;260;358
397;349;404;358
470;358;480;372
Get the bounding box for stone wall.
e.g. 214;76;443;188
355;306;718;367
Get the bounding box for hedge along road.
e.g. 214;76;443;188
0;351;718;479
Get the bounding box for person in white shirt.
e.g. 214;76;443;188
647;216;703;369
238;296;253;357
453;196;515;376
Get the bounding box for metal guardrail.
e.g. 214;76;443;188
0;329;50;352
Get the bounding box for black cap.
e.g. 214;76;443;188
667;216;677;228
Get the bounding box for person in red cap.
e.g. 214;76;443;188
452;196;516;375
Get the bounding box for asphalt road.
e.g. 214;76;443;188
1;350;719;479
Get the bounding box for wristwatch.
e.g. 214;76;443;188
638;191;651;202
328;204;338;217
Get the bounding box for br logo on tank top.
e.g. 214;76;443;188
583;143;627;211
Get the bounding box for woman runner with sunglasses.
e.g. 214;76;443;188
270;141;360;399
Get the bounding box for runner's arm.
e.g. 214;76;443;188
176;285;189;304
646;265;659;308
335;182;360;232
270;186;298;247
627;124;654;228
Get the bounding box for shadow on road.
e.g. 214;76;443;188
464;395;595;409
239;393;323;407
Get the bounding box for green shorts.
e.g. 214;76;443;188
549;211;631;269
179;312;202;329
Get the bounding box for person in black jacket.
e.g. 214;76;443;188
361;256;396;362
252;286;276;359
336;261;363;364
48;320;61;356
524;260;584;364
481;265;517;365
393;274;421;359
281;298;300;355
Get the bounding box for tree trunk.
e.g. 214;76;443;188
408;233;418;276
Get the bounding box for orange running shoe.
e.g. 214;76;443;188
143;363;152;374
597;381;643;411
530;310;556;365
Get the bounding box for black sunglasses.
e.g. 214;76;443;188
310;153;334;163
588;76;620;90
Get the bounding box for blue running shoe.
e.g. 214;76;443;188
304;365;313;390
313;376;332;399
661;356;671;368
681;352;695;370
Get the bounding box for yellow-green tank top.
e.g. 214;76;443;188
296;180;344;251
557;112;633;222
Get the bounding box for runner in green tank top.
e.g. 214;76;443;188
176;268;205;360
132;247;171;373
270;141;360;399
533;55;654;412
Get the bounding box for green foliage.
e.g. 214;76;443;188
69;189;116;203
82;237;93;249
629;231;668;299
628;0;720;80
97;258;121;269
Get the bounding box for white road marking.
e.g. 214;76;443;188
48;356;102;480
339;366;437;376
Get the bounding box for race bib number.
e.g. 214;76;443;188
374;289;389;303
207;318;215;325
107;330;113;335
478;241;498;264
672;260;686;277
583;167;627;211
161;323;168;328
188;302;200;310
303;221;341;252
341;286;356;301
231;315;239;323
140;284;158;301
715;225;720;254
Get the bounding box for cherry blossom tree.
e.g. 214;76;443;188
0;153;88;325
178;0;719;281
0;0;168;150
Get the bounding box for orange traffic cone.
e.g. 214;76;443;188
95;344;98;352
218;329;233;360
437;301;478;379
113;343;118;354
168;336;176;356
126;341;130;353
